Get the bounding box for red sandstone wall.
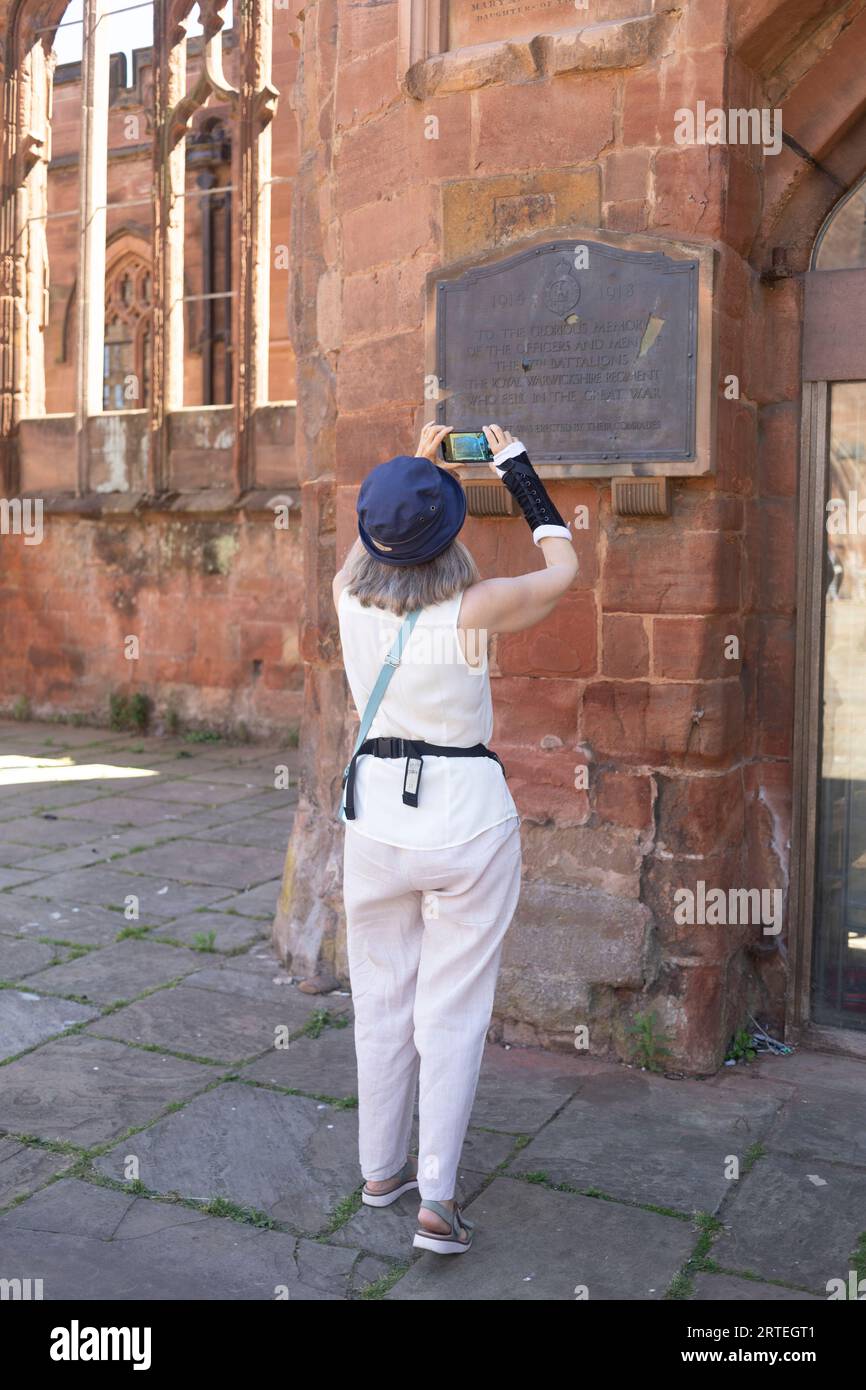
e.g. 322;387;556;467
0;506;304;737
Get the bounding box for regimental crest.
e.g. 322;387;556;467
543;257;581;315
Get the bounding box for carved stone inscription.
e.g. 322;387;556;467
435;239;699;465
449;0;581;49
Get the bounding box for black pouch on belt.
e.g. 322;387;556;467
402;754;423;807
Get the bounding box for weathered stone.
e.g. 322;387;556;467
86;979;328;1063
386;1177;694;1300
0;935;59;980
92;1081;360;1235
0;901;133;946
520;822;646;897
0;989;99;1062
0;1136;77;1209
0;1179;354;1300
497;880;653;1033
151;913;267;951
510;1066;780;1212
210;880;281;919
243;1022;358;1099
532;15;658;78
25;939;205;1005
467;1044;589;1133
11;866;237;919
712;1152;866;1291
0;1034;211;1145
691;1272;822;1300
407;40;536;100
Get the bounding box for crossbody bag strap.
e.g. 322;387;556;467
338;607;422;822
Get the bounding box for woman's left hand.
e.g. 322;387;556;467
415;423;453;463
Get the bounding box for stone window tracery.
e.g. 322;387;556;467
0;0;280;495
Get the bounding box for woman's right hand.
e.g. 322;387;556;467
482;424;515;472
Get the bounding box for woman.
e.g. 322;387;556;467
333;420;578;1254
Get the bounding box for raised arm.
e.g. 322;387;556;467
458;425;578;636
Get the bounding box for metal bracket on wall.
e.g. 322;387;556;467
611;476;671;517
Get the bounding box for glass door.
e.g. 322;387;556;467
812;380;866;1028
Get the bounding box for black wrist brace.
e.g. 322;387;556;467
492;441;572;546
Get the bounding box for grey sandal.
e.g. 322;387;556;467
362;1157;419;1207
413;1200;474;1254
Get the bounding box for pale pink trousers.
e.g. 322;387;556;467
342;816;522;1202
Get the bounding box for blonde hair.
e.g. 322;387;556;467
346;538;480;616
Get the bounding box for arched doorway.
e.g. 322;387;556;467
794;176;866;1044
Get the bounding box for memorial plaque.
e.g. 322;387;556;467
449;0;581;50
434;238;706;473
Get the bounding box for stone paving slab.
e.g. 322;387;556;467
215;947;305;979
6;822;199;873
0;1033;212;1145
753;1051;866;1094
10;866;236;918
5;901;134;947
0;787;110;819
207;881;281;919
0;988;99;1061
457;1126;517;1177
185;816;294;851
0;867;42;889
243;1022;358;1098
24;939;205;1005
0;1179;354;1300
181;961;346;1011
160;797;293;837
85;980;326;1062
691;1272;823;1301
171;763;285;789
128;779;259;806
0;814;133;852
187;790;295;820
0;934;59;979
118;839;285;888
468;1044;596;1132
92;1080;360;1235
766;1084;866;1167
0;1137;78;1210
151;913;268;952
0;721;135;750
0;895;68;933
509;1066;782;1213
51;796;204;828
711;1152;866;1291
386;1177;696;1300
5;843;137;875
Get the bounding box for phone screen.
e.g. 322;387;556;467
441;431;493;463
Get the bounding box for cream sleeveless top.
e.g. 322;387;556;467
337;586;519;849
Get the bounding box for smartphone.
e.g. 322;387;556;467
441;430;494;464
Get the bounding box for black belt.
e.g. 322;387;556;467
342;737;505;821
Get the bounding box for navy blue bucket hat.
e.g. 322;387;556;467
356;456;467;566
